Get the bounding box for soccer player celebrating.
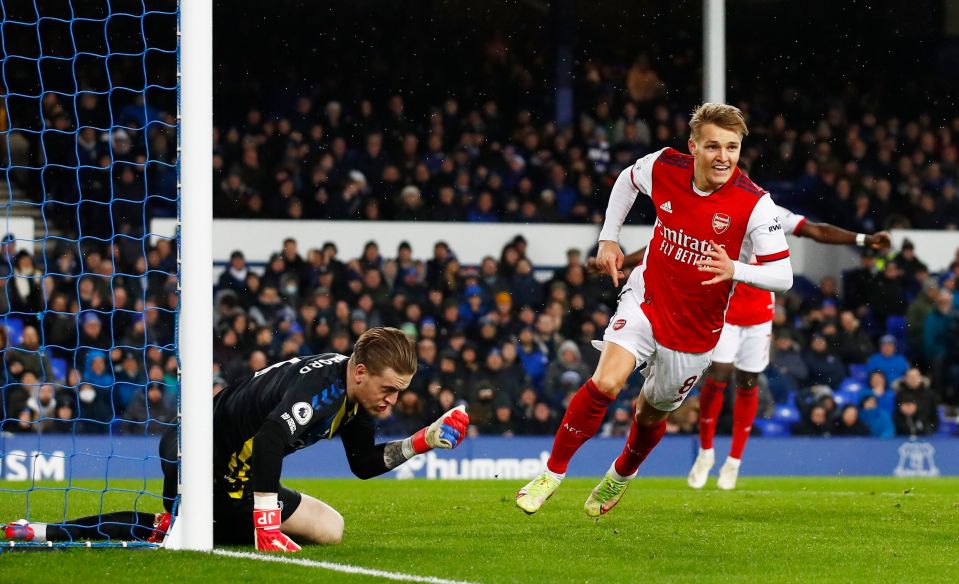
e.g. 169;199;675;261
516;103;793;516
5;327;469;551
593;219;891;491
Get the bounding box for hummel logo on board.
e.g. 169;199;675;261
659;201;673;213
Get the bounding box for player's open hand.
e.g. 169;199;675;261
596;240;626;287
866;231;892;249
697;241;735;286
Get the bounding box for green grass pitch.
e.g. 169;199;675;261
1;477;957;583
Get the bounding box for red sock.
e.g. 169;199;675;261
698;376;727;450
729;386;759;460
613;419;667;477
546;379;614;474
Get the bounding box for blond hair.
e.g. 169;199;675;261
689;103;748;141
349;326;417;375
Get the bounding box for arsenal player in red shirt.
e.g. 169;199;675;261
517;103;794;516
595;216;890;491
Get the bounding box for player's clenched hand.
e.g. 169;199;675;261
697;240;735;286
596;240;626;287
412;405;469;453
253;506;301;553
866;231;891;249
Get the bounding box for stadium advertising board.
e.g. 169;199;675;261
0;436;953;480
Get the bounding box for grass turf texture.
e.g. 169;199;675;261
1;477;957;583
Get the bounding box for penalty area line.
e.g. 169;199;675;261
212;549;479;584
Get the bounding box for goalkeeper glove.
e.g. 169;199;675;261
253;494;301;553
410;405;469;454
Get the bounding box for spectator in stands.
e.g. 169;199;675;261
122;382;175;436
894;396;933;437
543;340;591;409
600;404;632;437
114;351;147;411
8;250;43;325
832;404;871;436
893;368;939;434
766;329;809;403
833;310;874;364
792;405;831;437
516;327;549;390
480;395;517;436
5;326;53;382
867;260;907;327
804;333;847;389
519;401;560;435
858;393;895;438
218;250;249;293
907;277;941;352
866;370;896;413
843;250;876;314
923;290;956;402
865;335;910;384
512;386;538;425
473;347;525;401
13;382;61;433
509;258;543;310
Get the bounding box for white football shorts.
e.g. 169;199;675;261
709;321;773;373
595;285;712;412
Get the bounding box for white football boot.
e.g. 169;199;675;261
686;447;715;489
717;457;741;490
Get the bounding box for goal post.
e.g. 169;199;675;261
0;0;212;550
172;0;213;551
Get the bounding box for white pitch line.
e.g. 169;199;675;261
212;549;479;584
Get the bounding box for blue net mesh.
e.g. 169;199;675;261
0;0;179;547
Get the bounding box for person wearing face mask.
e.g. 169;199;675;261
4;327;469;552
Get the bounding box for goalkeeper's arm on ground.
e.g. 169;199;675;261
340;405;469;479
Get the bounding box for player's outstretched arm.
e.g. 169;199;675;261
798;222;891;249
341;405;470;479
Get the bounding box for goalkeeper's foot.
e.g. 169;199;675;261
584;465;632;517
3;519;35;542
687;447;715;489
146;512;171;544
716;457;741;490
515;472;562;514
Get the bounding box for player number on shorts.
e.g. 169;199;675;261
678;375;698;395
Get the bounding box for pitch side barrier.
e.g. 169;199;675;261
1;435;953;481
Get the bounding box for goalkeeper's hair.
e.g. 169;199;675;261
689;103;748;141
350;327;417;376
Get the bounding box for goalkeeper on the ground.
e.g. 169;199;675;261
4;327;469;552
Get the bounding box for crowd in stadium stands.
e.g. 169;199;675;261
210;63;959;234
2;32;958;438
0;232;179;436
197;235;958;440
6;227;957;438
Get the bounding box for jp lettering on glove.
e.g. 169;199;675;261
406;405;469;456
253;493;301;553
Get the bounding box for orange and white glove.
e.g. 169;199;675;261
253;494;300;553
